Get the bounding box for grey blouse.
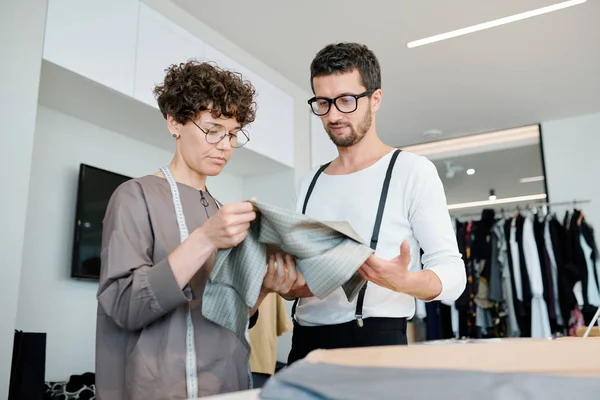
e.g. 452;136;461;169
95;175;249;400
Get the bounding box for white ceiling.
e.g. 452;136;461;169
172;0;600;146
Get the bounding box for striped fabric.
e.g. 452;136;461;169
203;200;374;349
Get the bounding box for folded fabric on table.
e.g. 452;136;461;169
259;361;600;400
202;200;373;349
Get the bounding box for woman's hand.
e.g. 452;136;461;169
169;201;256;289
261;253;308;298
197;201;257;250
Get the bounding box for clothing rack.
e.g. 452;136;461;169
432;197;600;342
452;199;591;219
540;199;592;207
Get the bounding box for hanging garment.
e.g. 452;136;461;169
544;215;564;327
508;218;524;302
249;293;293;376
458;221;478;338
425;301;442;341
515;215;534;337
415;299;427;319
453;221;469;315
472;210;496;337
580;234;600;307
504;218;523;337
491;220;520;337
567;210;595;323
533;215;557;329
522;215;552;338
474;260;495;336
549;214;580;325
579;215;600;310
448;208;597;340
488;222;504;302
443;218;460;338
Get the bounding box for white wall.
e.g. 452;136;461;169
243;171;296;209
0;0;48;396
542;112;600;230
16;106;244;381
310;112;338;168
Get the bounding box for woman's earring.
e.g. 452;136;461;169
172;133;177;138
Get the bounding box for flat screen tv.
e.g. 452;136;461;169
71;164;131;280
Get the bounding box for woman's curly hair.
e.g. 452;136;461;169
153;60;257;127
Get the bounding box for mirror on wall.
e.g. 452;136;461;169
402;124;547;219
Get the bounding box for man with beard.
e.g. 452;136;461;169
285;42;466;364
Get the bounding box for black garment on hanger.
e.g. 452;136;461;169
533;216;557;329
472;209;495;281
569;211;590;311
425;301;442;341
570;210;600;324
503;218;522;335
422;244;455;341
580;219;600;295
454;220;470;338
515;215;532;337
454;221;469;308
472;210;495;259
463;222;478;338
550;214;579;325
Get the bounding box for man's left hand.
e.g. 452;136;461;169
261;252;306;297
358;240;412;292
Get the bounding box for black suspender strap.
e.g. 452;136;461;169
355;148;401;327
291;161;331;321
291;149;402;327
302;162;331;214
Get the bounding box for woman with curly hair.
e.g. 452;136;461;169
95;61;302;399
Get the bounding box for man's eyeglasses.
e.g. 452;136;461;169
190;120;250;148
307;89;375;116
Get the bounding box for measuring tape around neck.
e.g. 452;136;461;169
160;166;198;399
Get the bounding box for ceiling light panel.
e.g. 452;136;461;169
407;0;588;48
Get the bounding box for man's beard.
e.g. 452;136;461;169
326;109;372;148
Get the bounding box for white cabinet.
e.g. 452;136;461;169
204;45;294;168
43;0;139;96
133;4;205;109
41;1;296;174
249;73;294;168
310;113;337;167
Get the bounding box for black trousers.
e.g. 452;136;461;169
251;372;271;389
287;317;407;365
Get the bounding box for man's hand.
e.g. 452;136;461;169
281;281;313;301
261;252;308;297
358;240;412;292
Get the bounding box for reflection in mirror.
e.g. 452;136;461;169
403;124;548;218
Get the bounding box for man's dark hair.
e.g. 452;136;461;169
310;42;381;93
154;60;257;126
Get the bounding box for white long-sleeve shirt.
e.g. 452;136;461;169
293;150;466;326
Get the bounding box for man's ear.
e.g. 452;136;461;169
371;88;382;112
